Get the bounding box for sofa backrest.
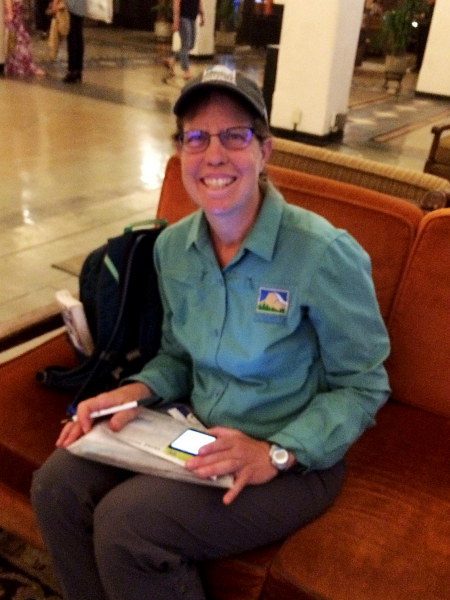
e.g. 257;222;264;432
387;209;450;417
269;137;450;206
157;155;423;323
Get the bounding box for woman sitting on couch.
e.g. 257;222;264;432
31;65;390;600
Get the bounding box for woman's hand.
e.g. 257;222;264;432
185;427;294;505
56;382;152;448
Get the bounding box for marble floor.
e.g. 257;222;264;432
1;25;450;336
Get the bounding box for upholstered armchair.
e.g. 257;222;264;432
424;123;450;182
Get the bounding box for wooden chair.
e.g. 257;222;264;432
424;123;450;182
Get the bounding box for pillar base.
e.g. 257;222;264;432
270;126;344;147
415;91;450;101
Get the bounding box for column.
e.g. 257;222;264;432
270;0;365;144
416;0;450;98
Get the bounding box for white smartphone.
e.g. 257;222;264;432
169;429;216;457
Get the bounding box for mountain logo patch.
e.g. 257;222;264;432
256;288;289;315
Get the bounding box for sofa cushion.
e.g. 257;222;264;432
263;401;450;600
387;209;450;417
199;545;280;600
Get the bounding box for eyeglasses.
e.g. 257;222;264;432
177;126;255;153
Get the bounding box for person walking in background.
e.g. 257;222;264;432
164;0;205;81
35;0;52;38
51;0;86;82
0;0;5;75
3;0;45;76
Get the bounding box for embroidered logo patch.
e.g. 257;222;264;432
256;288;289;315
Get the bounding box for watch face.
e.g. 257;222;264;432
270;445;289;470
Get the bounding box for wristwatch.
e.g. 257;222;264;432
269;444;290;471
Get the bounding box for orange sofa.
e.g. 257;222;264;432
0;156;449;600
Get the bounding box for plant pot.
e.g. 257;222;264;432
215;30;237;51
384;54;408;92
154;20;172;40
385;54;408;76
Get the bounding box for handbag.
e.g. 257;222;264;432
86;0;113;24
56;1;70;36
47;0;70;60
5;27;17;59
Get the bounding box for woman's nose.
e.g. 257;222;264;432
204;134;227;164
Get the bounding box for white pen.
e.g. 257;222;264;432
61;396;159;424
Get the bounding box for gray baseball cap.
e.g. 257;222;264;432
173;65;268;124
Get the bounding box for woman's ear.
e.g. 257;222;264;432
260;136;273;168
174;138;183;158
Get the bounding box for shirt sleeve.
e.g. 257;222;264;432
269;232;391;471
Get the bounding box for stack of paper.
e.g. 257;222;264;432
68;409;233;488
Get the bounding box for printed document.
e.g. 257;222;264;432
68;408;233;488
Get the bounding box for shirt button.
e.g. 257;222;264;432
214;329;219;337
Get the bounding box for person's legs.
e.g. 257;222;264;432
93;461;345;600
32;447;344;600
179;17;195;79
65;12;84;81
31;448;134;600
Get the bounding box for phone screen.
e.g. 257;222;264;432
169;429;216;456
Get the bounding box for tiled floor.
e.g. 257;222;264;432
1;25;450;333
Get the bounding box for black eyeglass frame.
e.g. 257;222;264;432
175;126;258;153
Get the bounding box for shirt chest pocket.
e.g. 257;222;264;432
162;266;208;319
162;267;228;354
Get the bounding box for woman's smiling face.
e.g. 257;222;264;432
178;92;272;223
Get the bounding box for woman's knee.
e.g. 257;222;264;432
93;491;171;576
31;448;129;524
31;449;76;517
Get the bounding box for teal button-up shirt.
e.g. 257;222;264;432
130;183;390;471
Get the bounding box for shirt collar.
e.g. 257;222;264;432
243;182;284;261
185;182;285;262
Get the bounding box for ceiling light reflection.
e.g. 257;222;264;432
22;207;35;225
140;146;166;189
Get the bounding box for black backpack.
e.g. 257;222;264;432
37;220;167;416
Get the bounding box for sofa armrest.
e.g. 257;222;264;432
420;189;450;211
425;123;450;166
0;303;63;354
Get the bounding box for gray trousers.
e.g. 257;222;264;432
31;448;345;600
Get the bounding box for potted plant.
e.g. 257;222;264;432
152;0;173;39
215;0;240;50
379;0;425;88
